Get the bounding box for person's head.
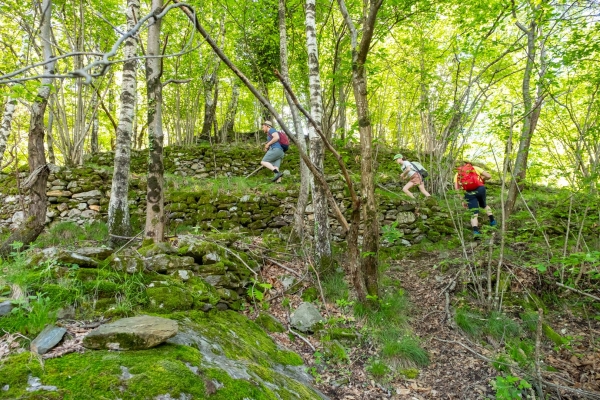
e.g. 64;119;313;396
393;153;404;164
455;160;471;169
261;120;273;132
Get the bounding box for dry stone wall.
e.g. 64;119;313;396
0;145;452;244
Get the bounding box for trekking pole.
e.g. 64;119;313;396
245;166;264;178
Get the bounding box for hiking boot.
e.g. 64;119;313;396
271;172;283;182
490;220;497;227
473;230;482;240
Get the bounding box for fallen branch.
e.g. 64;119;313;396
266;257;302;277
245;166;263;179
288;327;315;352
556;282;600;302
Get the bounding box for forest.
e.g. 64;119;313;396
0;0;598;399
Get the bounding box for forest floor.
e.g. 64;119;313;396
253;242;600;400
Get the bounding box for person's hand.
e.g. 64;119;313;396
263;144;269;152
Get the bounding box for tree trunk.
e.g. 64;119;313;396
108;0;140;246
90;89;99;154
144;0;165;242
221;82;239;143
279;0;310;241
337;0;382;300
505;14;545;218
0;92;17;166
0;0;55;255
305;0;331;268
47;98;56;164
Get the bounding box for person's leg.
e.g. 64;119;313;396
272;156;283;182
261;149;283;176
465;191;480;234
417;182;431;197
477;186;496;226
402;181;416;199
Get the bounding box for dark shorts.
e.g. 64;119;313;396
464;185;486;213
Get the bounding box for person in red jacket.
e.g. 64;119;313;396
454;161;496;236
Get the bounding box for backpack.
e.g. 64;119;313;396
457;163;484;191
278;131;290;152
410;161;429;179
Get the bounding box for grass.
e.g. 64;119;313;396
322;271;349;302
34;221;109;248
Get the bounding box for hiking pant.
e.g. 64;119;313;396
464;185;487;213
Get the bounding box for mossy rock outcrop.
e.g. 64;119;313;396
0;310;326;399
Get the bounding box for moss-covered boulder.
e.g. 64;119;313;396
144;254;197;274
83;315;178;350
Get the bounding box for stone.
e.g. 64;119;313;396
26;376;57;392
109;254;144;274
67;209;82;218
50;186;66;191
177;270;191;281
76;247;113;260
83;315;178;350
145;254;196;273
81;210;98;219
11;211;24;224
40;247;99;268
30;325;67;355
203;252;220;265
281;275;296;290
46;190;72;197
87;199;99;205
89;205;101;212
290;302;324;333
396;212;416;225
72;189;102;200
57;203;69;212
0;300;13;316
77;203;88;210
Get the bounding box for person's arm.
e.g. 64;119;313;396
454;173;460;190
480;170;491;181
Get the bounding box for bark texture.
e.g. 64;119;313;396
0;94;17;166
279;0;310;241
145;0;165;242
108;0;140;246
0;0;54;255
305;0;331;267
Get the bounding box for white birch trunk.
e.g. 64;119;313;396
0;93;17;166
305;0;331;264
108;0;140;245
145;0;165;242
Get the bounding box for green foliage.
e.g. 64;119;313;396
380;332;429;366
0;293;56;336
492;375;532;400
34;221;108;248
321;272;349;302
367;359;389;378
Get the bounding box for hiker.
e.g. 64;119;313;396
260;120;284;183
454;161;497;236
394;154;431;199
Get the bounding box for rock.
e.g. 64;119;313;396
290;302;324;333
57;203;69;212
255;312;286;333
11;211;24;224
40;247;99;268
145;254;196;273
177;270;191;281
76;247;114;260
46;190;72;197
81;209;98;219
281;275;296;290
72;190;102;200
83;315;178;350
203;252;220;265
26;376;57;392
396;212;416;224
67;209;82;218
77;203;88;210
0;300;13;316
89;205;101;212
109;254;144;274
30;325;67;355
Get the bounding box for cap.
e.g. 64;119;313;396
393;154;403;160
262;120;273;127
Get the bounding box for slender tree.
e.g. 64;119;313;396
337;0;383;297
278;0;310;241
305;0;331;265
0;0;55;255
145;0;166;242
108;0;140;246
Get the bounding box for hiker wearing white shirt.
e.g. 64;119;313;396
394;154;431;199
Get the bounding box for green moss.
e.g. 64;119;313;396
301;287;319;302
0;345;204;399
400;368;419;379
180;311;303;367
147;286;194;313
255;312;285;333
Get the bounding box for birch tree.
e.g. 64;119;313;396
108;0;140;245
145;0;166;242
278;0;310;241
305;0;331;266
0;92;17;166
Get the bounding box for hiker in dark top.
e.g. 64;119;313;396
260;120;284;183
394;154;431;199
454;161;497;236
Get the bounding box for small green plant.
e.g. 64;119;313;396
381;222;403;243
492;375;531;399
247;281;272;302
380;334;429;366
367;359;389;378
